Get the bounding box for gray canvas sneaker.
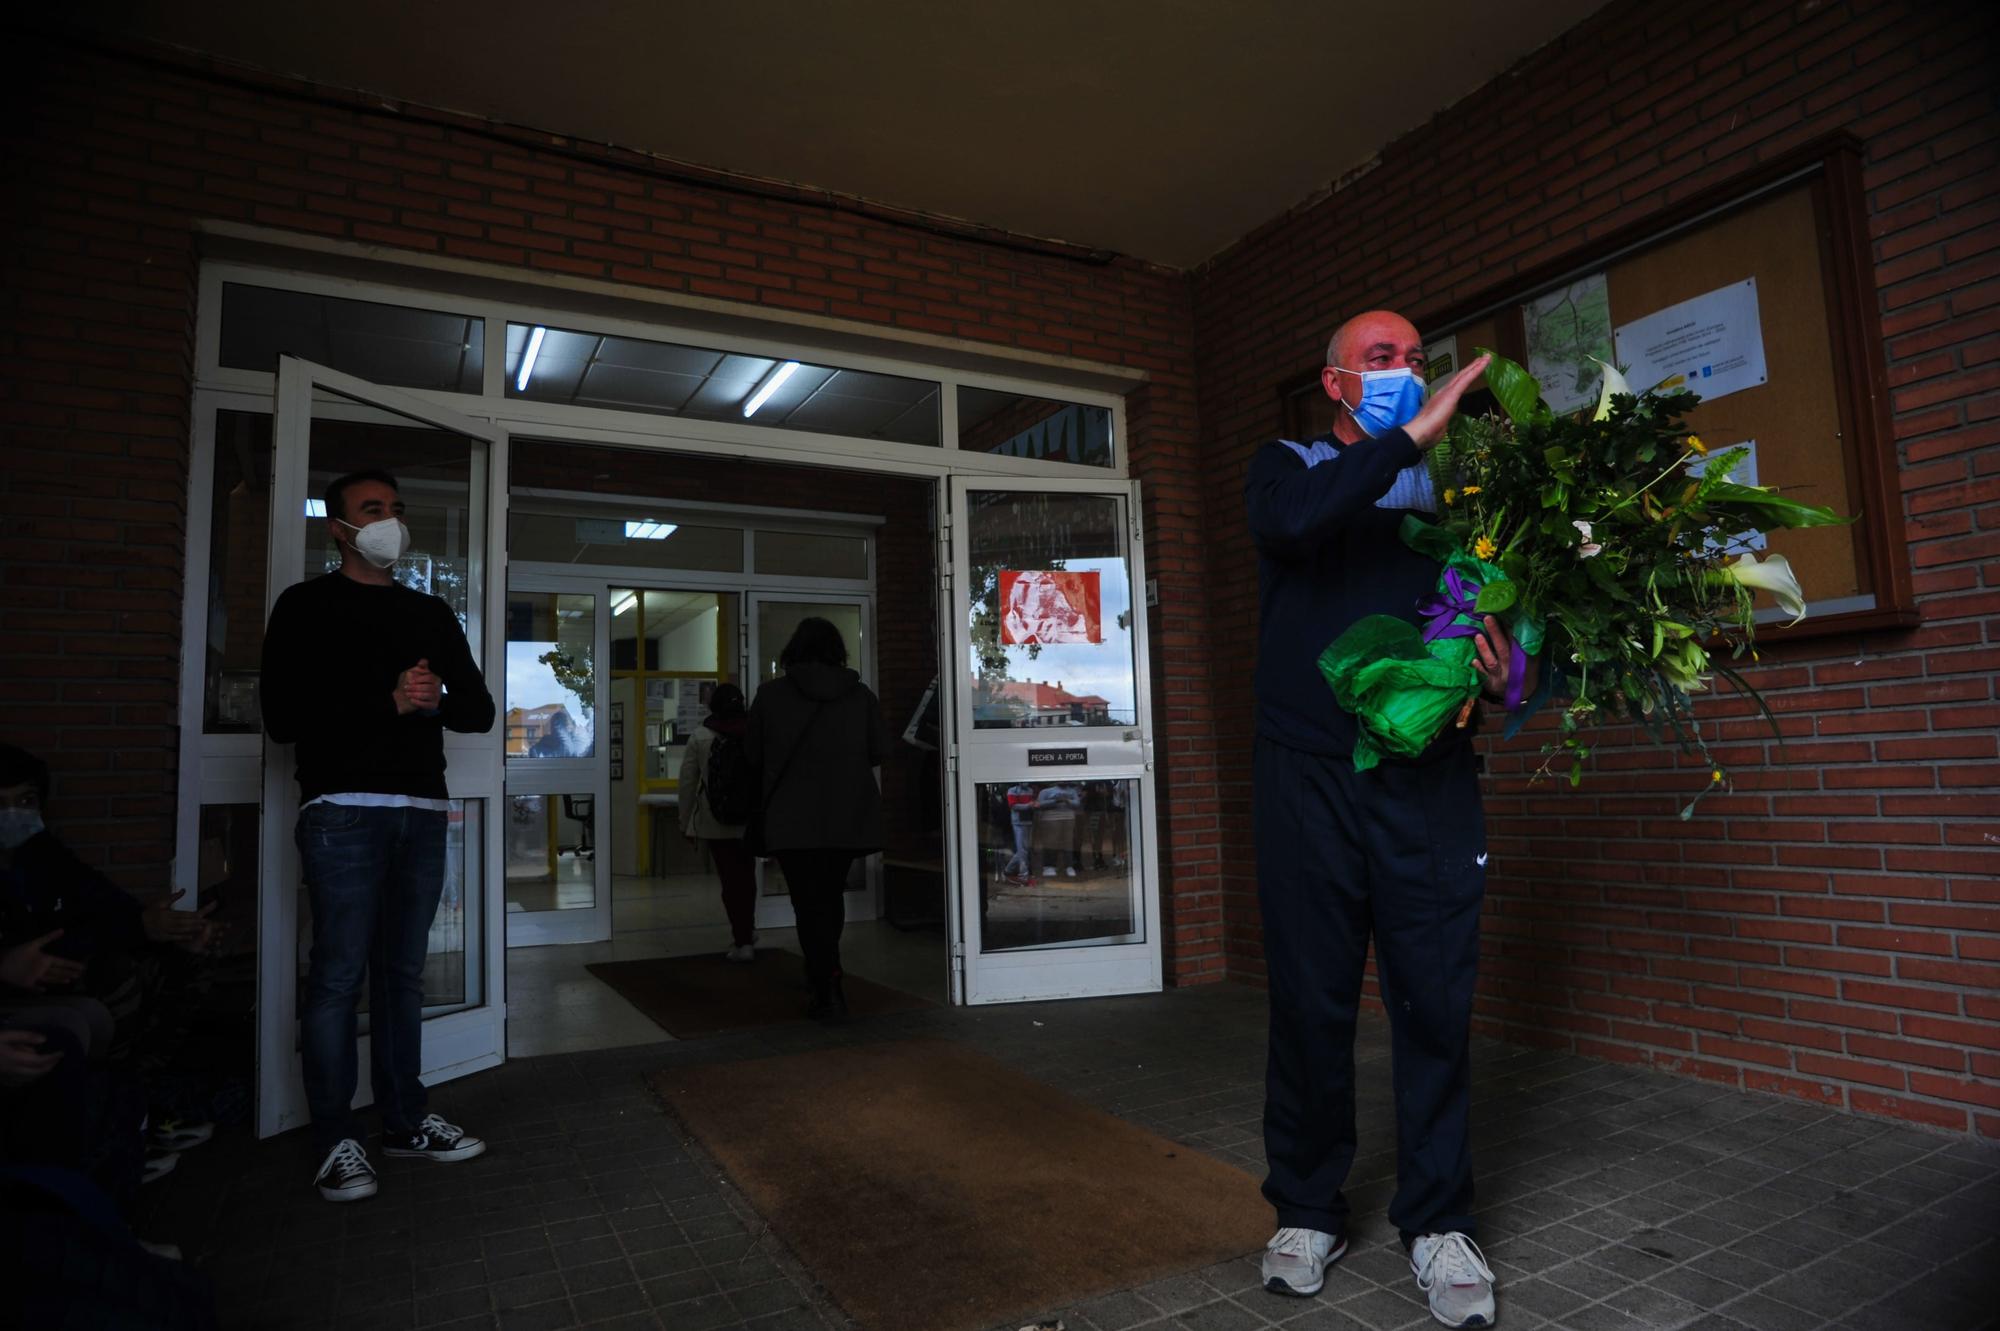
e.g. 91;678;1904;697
1261;1226;1346;1296
1411;1232;1496;1328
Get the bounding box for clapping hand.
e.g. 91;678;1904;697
142;889;225;954
0;929;86;992
393;658;443;715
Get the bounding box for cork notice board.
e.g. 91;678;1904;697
1277;137;1909;636
1595;184;1863;608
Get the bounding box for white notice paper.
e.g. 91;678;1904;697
1684;440;1767;552
1614;279;1767;402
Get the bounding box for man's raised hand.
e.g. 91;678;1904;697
1404;354;1492;452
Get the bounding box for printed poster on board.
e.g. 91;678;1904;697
999;569;1102;645
1614;278;1767;402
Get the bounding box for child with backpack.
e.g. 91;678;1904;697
678;683;757;961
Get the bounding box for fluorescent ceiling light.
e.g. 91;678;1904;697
610;591;637;617
623;520;679;540
742;360;800;418
304;498;327;517
516;326;547;392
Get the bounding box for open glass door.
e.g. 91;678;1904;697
503;581;610;946
256;357;508;1138
745;593;877;932
944;478;1162;1004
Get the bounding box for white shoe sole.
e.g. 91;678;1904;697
383;1139;486;1163
317;1178;378;1201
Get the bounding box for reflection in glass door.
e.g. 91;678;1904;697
946;479;1160;1004
258;357;508;1138
503;588;609;946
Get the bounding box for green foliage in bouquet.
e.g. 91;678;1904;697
1420;349;1847;811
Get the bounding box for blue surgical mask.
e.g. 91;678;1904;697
0;808;44;851
1334;366;1426;438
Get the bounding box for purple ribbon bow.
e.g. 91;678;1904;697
1416;567;1483;644
1417;567;1530;712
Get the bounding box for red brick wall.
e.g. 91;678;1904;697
0;35;1223;982
1194;0;2000;1133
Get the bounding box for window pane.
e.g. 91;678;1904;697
754;530;868;580
504;793;597;911
754;600;865;686
220;283;483;393
204;410;274;732
506;323;940;447
957;389;1113;468
976;778;1139;951
966;492;1136;728
505;593;595;759
508;509;744;571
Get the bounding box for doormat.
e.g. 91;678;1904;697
648;1038;1266;1331
585;950;930;1038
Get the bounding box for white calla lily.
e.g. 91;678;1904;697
1725;552;1806;626
1591;356;1631;421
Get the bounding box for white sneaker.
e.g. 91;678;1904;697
314;1138;378;1202
1411;1232;1496;1328
1065;866;1078;877
1042;867;1056;877
724;944;756;963
1262;1226;1345;1297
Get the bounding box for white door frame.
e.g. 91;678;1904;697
942;475;1162;1005
256;356;510;1139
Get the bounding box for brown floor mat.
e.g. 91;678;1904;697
648;1038;1267;1331
585;949;930;1038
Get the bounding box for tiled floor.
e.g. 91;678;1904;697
137;983;1999;1331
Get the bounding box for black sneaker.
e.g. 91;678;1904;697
382;1113;486;1163
314;1138;378;1202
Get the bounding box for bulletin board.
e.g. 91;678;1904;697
1281;134;1914;639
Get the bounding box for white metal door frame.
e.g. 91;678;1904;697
941;474;1162;1005
256;356;510;1139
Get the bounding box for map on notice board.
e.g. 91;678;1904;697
1523;274;1615;414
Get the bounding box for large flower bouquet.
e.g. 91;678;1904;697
1320;349;1846;806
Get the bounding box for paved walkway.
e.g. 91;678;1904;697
137;984;1998;1331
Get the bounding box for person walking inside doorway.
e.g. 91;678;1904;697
679;683;757;961
746;617;883;1020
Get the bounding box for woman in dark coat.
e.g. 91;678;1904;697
746;617;883;1018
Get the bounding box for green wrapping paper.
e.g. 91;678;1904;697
1318;519;1542;771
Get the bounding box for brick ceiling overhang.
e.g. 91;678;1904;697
66;0;1607;269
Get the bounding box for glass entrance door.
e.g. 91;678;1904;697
256;357;508;1138
745;594;877;932
944;478;1161;1004
503;584;610;946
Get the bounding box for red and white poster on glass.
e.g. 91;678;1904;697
999;569;1102;645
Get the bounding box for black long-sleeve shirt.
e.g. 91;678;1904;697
260;573;495;804
1246;428;1468;760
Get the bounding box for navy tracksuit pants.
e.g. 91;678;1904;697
1256;736;1485;1244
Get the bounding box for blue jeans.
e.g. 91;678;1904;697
295;802;447;1154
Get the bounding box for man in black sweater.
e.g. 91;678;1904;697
1248;311;1530;1329
261;469;495;1202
